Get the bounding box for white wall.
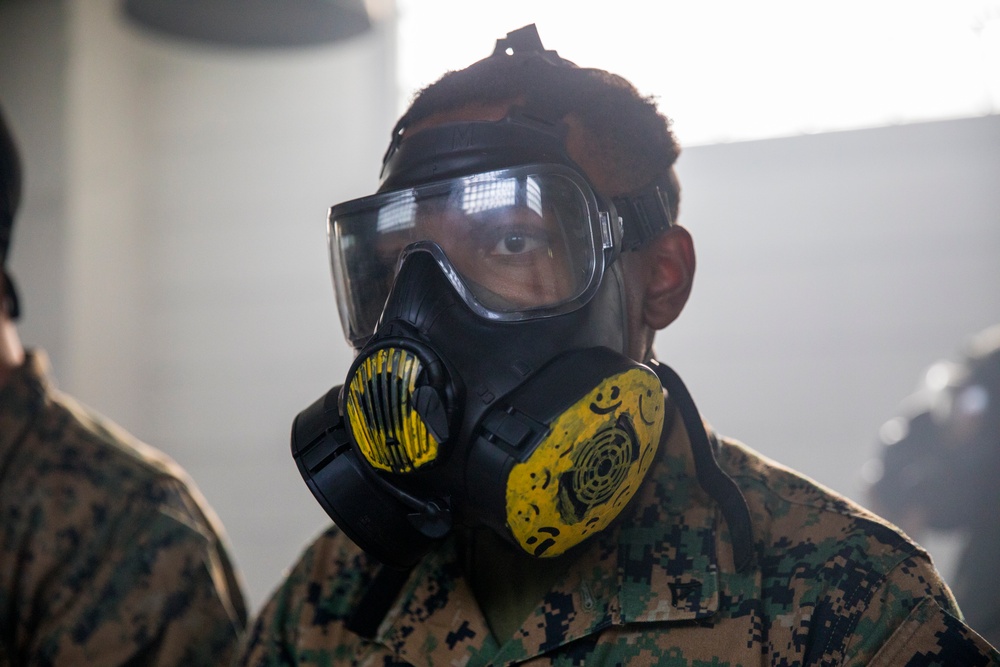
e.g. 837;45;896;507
2;1;998;612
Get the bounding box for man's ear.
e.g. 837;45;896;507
642;225;695;331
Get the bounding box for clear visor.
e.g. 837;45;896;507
329;165;609;346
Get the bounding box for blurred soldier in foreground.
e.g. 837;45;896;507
866;324;1000;647
0;105;247;664
240;26;998;666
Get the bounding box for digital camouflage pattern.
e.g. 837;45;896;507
239;401;999;666
0;351;248;665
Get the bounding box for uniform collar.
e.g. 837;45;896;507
372;407;722;666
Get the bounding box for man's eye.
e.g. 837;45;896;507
490;232;546;256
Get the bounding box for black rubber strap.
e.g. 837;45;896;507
649;360;756;572
613;185;674;250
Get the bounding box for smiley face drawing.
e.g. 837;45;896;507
590;384;623;415
638;384;662;427
505;365;665;557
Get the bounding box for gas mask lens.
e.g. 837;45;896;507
329;165;608;346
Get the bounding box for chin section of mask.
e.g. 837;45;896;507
469;347;666;558
293;348;664;567
291;385;443;569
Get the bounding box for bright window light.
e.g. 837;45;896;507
396;0;1000;145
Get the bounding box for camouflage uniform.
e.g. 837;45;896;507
0;351;247;665
239;402;999;666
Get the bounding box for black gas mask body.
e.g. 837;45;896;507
292;26;753;575
292;109;674;569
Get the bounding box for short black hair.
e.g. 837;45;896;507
396;33;682;223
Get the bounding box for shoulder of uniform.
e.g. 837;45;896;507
40;390;194;489
715;435;863;511
8;378;228;545
250;524;384;648
16;350;179;483
714;434;930;567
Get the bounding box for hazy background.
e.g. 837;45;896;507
1;0;998;614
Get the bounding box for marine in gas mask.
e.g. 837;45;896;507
240;25;996;666
291;25;751;579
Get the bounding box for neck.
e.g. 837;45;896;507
465;528;573;643
0;315;24;386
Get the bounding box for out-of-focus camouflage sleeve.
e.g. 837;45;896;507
8;484;248;665
0;352;248;666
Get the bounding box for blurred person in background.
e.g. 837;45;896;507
0;104;247;664
866;324;1000;647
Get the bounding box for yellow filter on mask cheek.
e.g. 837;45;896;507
345;347;441;473
505;368;664;557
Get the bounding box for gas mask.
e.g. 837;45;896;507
291;103;680;569
291;26;754;575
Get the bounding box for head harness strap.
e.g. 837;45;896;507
613;187;674;250
382;23;674;253
490;24;576;68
